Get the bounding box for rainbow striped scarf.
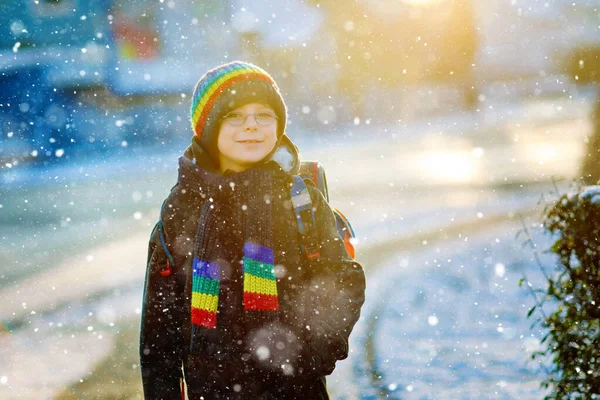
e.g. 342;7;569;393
188;167;279;352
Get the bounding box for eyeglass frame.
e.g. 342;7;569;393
221;111;279;126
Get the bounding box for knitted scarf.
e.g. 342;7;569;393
187;164;280;352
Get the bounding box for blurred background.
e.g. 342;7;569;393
1;0;599;399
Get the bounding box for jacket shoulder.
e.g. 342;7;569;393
158;183;205;247
159;183;202;220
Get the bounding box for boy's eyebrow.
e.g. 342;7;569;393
254;104;275;111
231;105;275;113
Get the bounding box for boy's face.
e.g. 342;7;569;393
217;102;278;173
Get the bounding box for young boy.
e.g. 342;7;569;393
140;61;366;399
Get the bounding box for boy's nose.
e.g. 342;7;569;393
243;115;258;130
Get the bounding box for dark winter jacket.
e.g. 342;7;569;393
140;137;366;399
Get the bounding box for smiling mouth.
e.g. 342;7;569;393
237;140;263;144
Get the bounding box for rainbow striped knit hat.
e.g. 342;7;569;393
189;61;287;166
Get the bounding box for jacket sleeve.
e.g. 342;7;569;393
295;185;367;377
139;218;184;399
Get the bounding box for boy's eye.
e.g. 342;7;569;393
256;112;275;118
226;112;243;119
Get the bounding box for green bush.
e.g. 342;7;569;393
529;186;600;398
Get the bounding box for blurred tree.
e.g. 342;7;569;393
565;45;600;84
580;99;600;184
316;0;373;119
313;0;479;114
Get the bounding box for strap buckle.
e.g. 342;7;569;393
159;259;173;277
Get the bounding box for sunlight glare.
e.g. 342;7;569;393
419;151;477;183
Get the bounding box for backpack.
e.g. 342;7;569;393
153;161;356;277
291;161;356;260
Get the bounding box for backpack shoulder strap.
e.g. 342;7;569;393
299;161;329;202
153;184;179;277
290;175;321;261
156;218;175;277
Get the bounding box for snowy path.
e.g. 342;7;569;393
329;218;556;399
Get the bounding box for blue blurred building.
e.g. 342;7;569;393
0;0;236;164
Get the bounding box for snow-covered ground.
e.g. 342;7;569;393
0;185;554;399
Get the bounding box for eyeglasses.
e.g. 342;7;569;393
222;111;278;126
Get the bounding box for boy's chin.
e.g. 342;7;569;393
240;153;270;165
237;155;268;168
